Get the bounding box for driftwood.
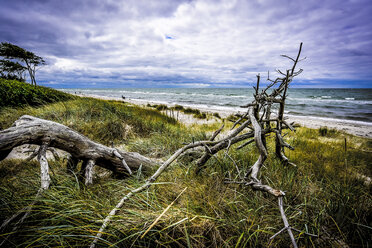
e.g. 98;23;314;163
90;43;316;247
0;115;155;186
0;115;155;237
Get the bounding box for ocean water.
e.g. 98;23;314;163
62;88;372;124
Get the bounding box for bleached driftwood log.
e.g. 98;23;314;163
0;115;155;184
0;115;155;236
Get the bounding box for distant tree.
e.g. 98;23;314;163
0;59;27;81
0;42;45;85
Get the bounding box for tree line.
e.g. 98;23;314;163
0;42;45;85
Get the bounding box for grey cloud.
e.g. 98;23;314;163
1;0;371;87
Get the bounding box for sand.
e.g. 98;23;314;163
77;94;372;138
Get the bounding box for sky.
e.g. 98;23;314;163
0;0;372;88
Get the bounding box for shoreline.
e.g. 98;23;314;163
77;93;372;138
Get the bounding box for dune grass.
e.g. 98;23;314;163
0;98;180;146
0;95;371;247
147;103;210;119
0;79;75;109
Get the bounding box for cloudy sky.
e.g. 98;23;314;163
1;0;371;88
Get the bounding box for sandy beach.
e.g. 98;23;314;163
77;94;372;138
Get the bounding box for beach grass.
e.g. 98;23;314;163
0;86;371;247
0;97;180;146
0;79;75;109
147;103;210;119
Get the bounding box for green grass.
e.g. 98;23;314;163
147;104;210;119
0;79;75;109
0;93;371;247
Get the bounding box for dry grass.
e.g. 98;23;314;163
0;96;371;247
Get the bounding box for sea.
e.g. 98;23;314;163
61;88;372;124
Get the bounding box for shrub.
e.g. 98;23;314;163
173;104;184;111
319;126;337;137
155;104;168;111
183;107;200;115
194;112;207;119
213;112;221;119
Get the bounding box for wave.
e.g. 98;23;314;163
115;90;248;99
285;114;372;126
287;97;372;105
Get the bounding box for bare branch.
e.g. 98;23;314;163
113;149;132;175
275;130;294;150
236;139;255;150
231;112;248;129
277;196;298;248
210;124;225;141
280;54;296;62
276;69;287;76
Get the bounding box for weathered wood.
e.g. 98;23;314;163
195;130;259;172
113;149;132;175
271;196;317;247
275;130;294;150
47;147;60;161
26;146;40;161
38;142;51;190
84;159;95;185
210;124;224;141
222;43;304;246
278;196;297;248
249;107;268;157
0;115;155;175
265;103;272;129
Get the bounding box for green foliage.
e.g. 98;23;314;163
0;42;45;66
0;59;26;81
183;107;201;115
0;79;74;110
319;126;337;137
147;104;169;111
177;107;209;119
173;104;184;111
193;112;207;119
148;104;211;120
0;42;45;85
213;112;221;119
155;104;169;111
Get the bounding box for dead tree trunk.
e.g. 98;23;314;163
90;43;316;248
0;115;155;186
